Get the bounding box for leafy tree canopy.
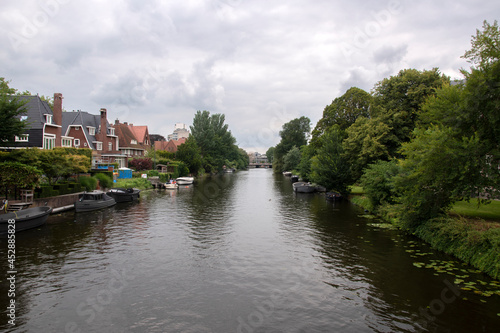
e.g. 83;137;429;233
311;87;372;148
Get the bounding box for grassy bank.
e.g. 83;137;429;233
113;178;153;190
349;189;500;280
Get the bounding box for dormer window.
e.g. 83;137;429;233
131;139;137;145
45;114;53;124
109;128;115;136
87;127;96;136
20;116;28;121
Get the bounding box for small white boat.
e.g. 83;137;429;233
164;183;179;190
292;182;316;193
176;177;194;185
283;171;292;176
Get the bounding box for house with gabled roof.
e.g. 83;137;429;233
7;92;71;149
62;108;127;168
113;120;149;158
154;137;186;153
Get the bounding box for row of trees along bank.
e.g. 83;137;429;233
267;21;500;278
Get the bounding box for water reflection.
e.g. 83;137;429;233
1;169;499;332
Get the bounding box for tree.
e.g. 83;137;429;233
371;68;450;148
274;116;311;173
176;136;203;175
360;160;401;212
310;126;352;195
190;110;239;172
0;78;28;146
283;146;301;171
0;161;42;198
311;87;372;148
342;114;393;181
265;146;275;164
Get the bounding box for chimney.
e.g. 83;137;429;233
100;108;107;134
115;118;119;125
53;93;63;147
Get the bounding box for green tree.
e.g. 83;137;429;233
283;146;301;171
274;116;311;173
0;78;28;146
311;87;372;148
176;136;202;175
310;126;352;195
265;146;275;164
190;110;239;172
0;161;42;198
360;160;401;212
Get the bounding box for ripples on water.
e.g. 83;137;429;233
1;169;499;332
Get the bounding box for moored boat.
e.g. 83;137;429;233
176;177;194;185
0;206;53;234
290;175;299;183
107;188;141;202
74;191;116;212
292;182;316;193
325;191;343;201
283;171;292;176
164;183;179;190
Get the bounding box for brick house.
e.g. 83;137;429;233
154;137;186;153
62;108;127;168
113;120;150;158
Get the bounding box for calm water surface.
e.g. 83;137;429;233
1;169;499;332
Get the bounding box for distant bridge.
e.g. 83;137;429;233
248;163;272;168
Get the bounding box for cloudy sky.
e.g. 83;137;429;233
1;0;498;153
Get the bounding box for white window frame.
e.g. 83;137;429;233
62;138;72;147
43;134;56;150
95;142;103;151
15;134;29;142
108;142;112;151
74;139;80;147
87;127;96;135
109;128;115;136
45;114;53;124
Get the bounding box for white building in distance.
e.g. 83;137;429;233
167;123;190;141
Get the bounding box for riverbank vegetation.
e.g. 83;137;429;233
269;21;500;278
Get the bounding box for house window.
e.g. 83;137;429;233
109;128;115;136
74;139;80;147
88;127;95;135
15;134;29;142
108;142;112;151
131;139;137;145
43;135;55;150
20;116;28;121
62;138;72;147
96;142;102;151
45;114;53;124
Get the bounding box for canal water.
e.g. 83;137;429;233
1;169;499;332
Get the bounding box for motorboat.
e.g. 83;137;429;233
74;191;116;212
290;175;299;183
325;191;343;201
0;206;53;234
107;188;141;202
176;177;194;185
283;171;292;177
164;183;179;190
292;182;316;193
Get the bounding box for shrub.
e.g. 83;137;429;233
79;176;97;191
93;173;113;190
360;160;401;211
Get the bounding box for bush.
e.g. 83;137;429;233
79;176;97;191
360;160;401;211
94;173;113;190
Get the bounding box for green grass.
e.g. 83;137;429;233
113;178;152;190
349;185;365;195
451;200;500;222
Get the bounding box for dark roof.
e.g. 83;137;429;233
14;95;54;130
62;111;105;150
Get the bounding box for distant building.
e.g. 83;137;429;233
167;123;190;141
248;152;268;164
